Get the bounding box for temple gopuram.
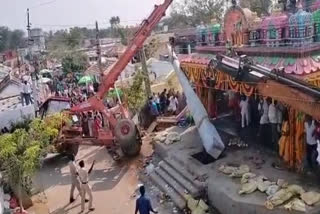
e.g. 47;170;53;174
174;0;320;170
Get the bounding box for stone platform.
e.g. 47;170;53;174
153;125;320;214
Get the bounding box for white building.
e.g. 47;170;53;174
0;65;35;129
30;28;46;54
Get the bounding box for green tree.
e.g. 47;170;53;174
9;30;25;49
109;16;121;38
162;0;225;29
46;28;88;74
109;16;120;28
0;113;66;211
123;68;147;112
0;27;25;52
144;38;161;59
160;11;191;29
239;0;272;16
65;28;83;48
0;129;41;212
61;52;88;74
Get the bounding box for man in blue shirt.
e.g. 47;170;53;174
135;185;158;214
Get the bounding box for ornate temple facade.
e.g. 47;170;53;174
175;0;320;169
178;0;320;87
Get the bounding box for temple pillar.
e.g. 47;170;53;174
208;82;217;118
276;29;280;47
188;44;191;54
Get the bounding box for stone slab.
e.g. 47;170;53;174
159;161;200;197
149;172;186;210
153;125;320;214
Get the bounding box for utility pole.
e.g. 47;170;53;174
26;8;39;114
95;21;103;77
140;47;152;98
27;9;32;62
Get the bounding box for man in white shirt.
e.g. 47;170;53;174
304;115;317;169
168;95;178;115
258;98;269;125
87;112;94;137
268;99;279;148
68;155;81;203
22;81;32;106
78;160;95;212
257;97;270;146
239;96;249;128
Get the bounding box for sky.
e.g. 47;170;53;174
0;0;167;31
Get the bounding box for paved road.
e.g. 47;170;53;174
30;140;157;214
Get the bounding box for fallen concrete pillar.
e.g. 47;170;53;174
167;45;225;159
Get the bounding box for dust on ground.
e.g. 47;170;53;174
28;134;179;214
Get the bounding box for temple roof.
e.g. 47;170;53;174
289;8;312;26
179;53;213;65
261;14;289;29
252;54;320;75
178;52;320;76
311;0;320;11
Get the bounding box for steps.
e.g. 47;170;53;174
149;157;203;210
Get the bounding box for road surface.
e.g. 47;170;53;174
29;138;174;214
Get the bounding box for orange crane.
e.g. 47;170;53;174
57;0;173;157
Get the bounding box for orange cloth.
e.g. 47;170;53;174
279;121;289;161
279;108;306;170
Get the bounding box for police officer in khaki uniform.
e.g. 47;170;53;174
68;155;80;203
78;160;95;212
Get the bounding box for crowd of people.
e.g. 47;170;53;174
52;78;98;107
35;75;100;107
80;111;103;138
148;88;186;117
229;92;320;170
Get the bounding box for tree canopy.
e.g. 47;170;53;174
122;67;147;112
0;113;68;210
161;0;273;29
239;0;272;16
161;0;225;29
109;16;121;28
46;28;88;74
0;27;25;52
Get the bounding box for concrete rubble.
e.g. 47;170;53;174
185;194;208;214
217;163;320;212
153;131;181;145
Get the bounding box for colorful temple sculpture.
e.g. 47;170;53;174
175;0;320;170
183;1;320;87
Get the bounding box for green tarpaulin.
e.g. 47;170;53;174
78;76;93;84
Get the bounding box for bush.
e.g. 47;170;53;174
0;113;69;210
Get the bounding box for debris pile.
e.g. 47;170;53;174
218;164;320;212
153;131;181;145
228;138;248;148
185;194;209;214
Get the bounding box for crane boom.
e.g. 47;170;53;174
71;0;173;114
97;0;173;98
